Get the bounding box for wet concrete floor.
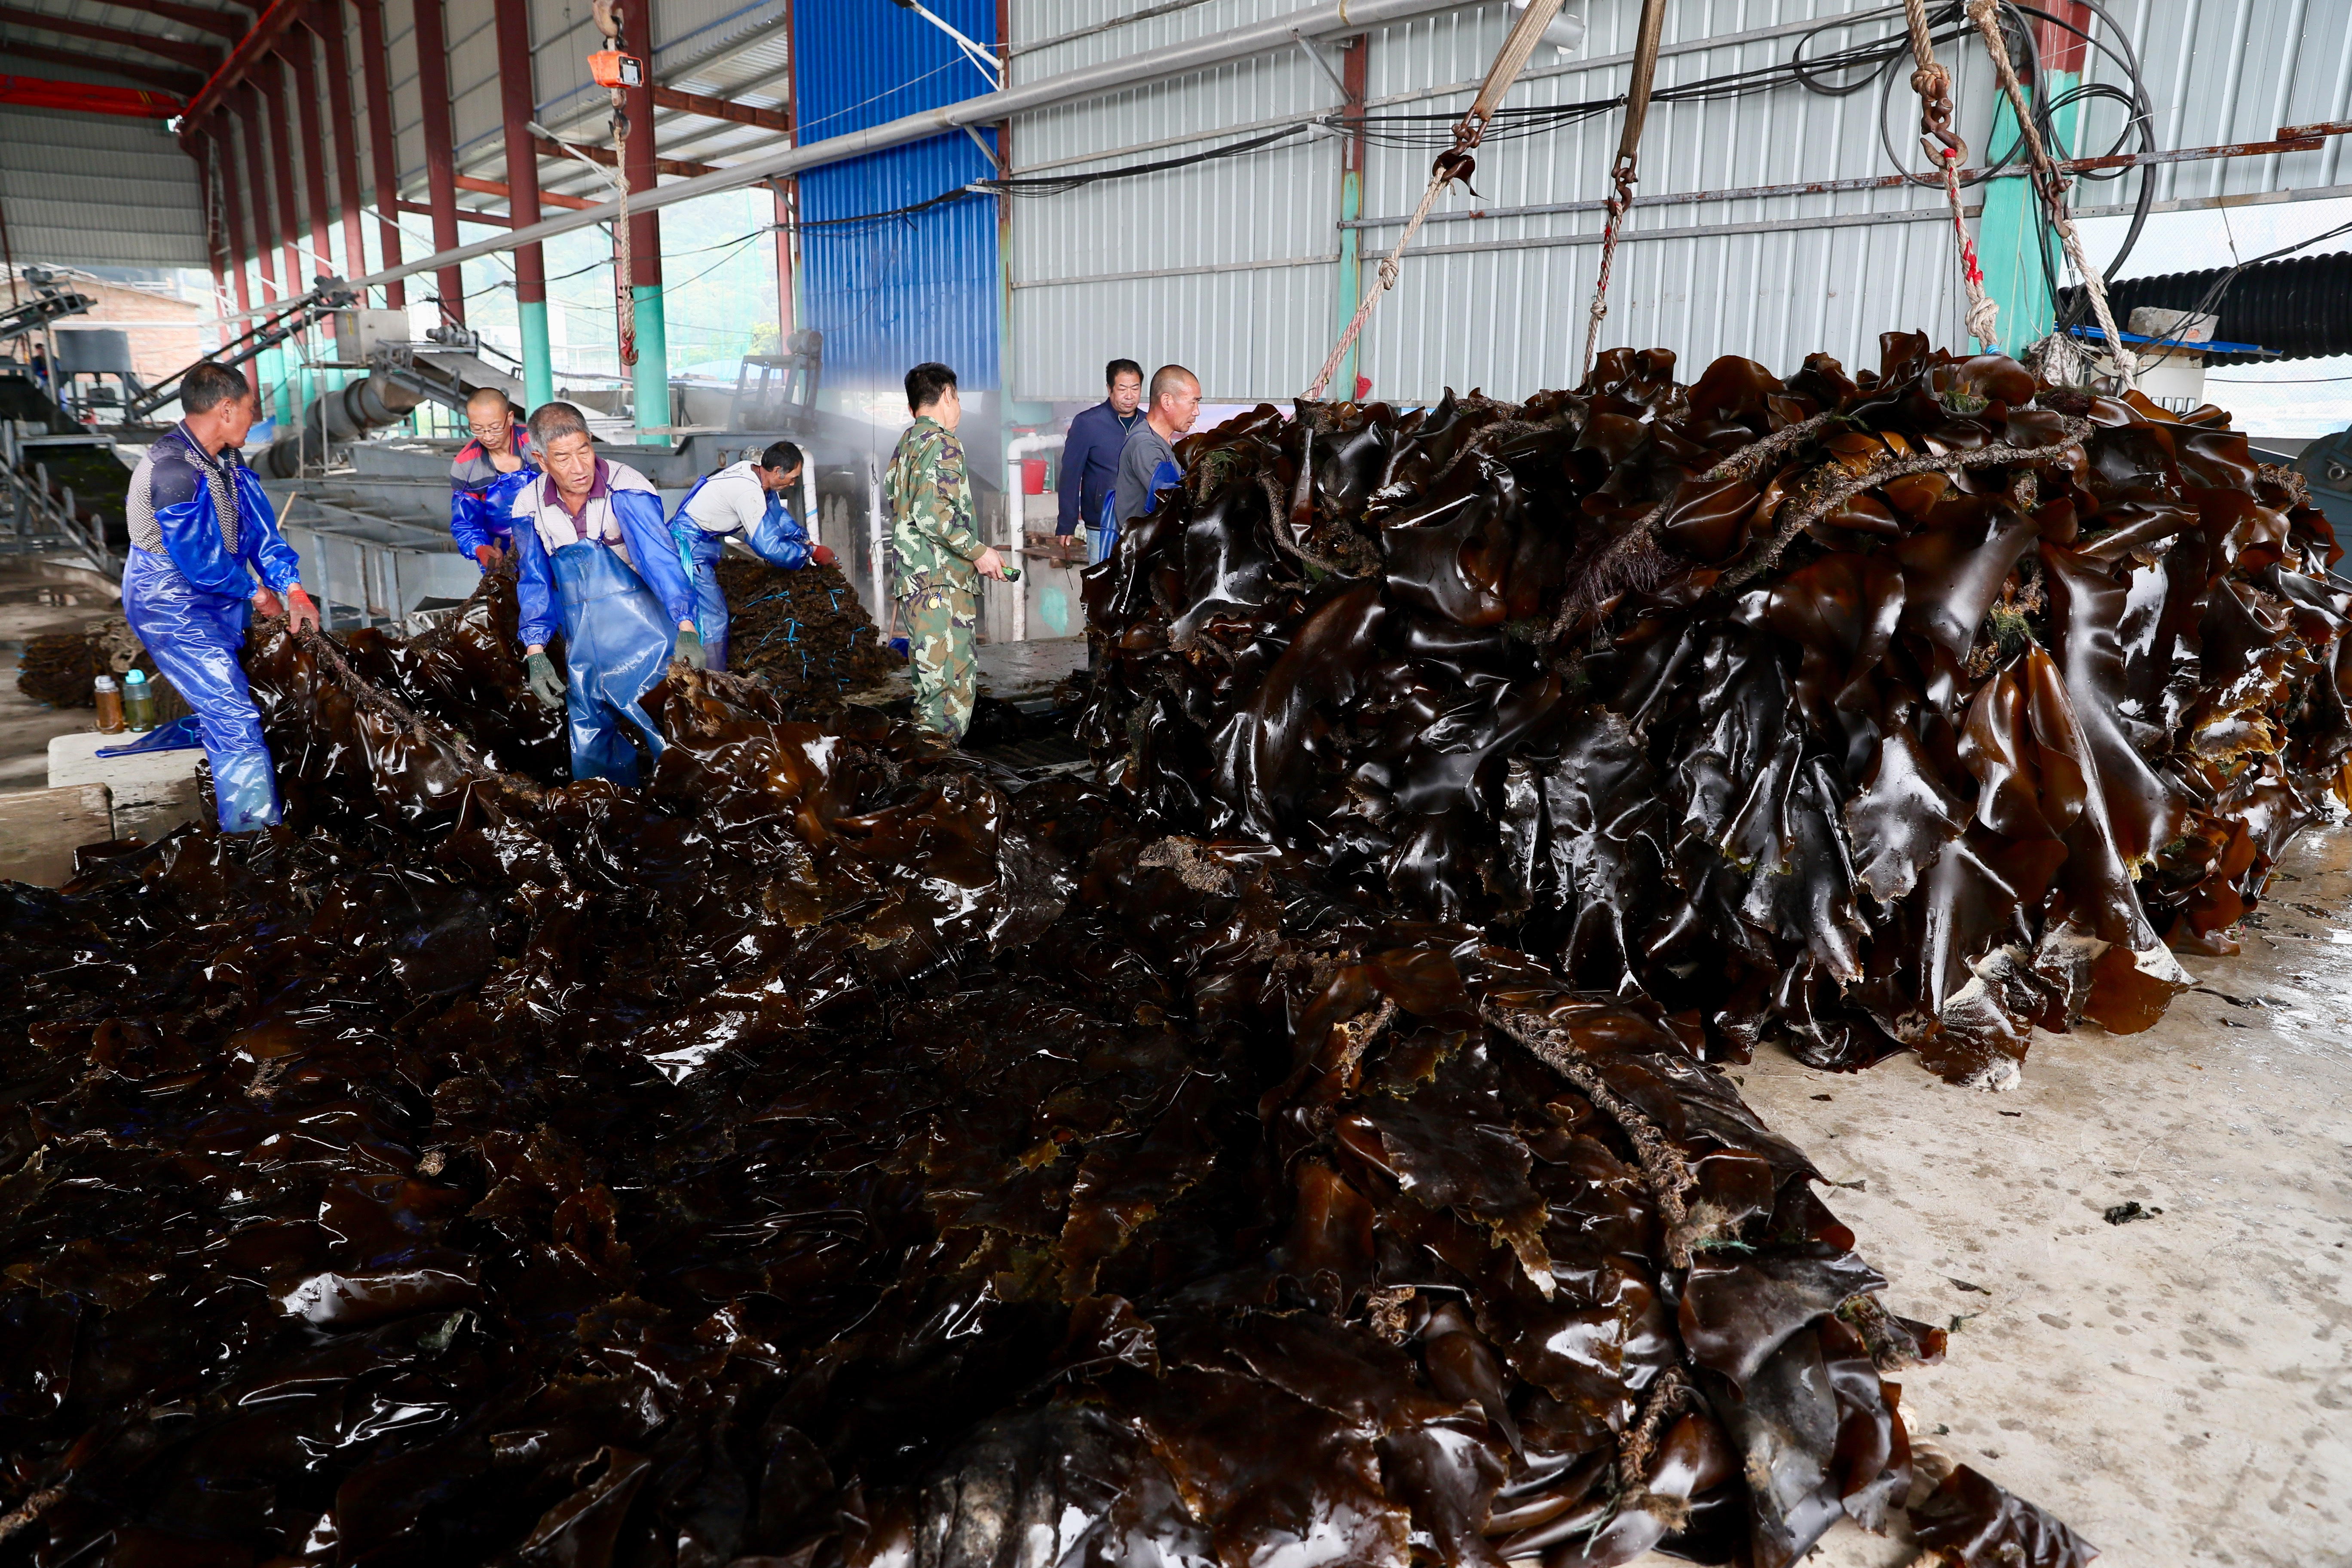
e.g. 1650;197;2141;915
1665;820;2352;1567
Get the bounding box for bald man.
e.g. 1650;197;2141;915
1113;364;1201;527
450;386;537;571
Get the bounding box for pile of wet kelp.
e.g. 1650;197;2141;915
1080;334;2351;1087
0;570;2088;1567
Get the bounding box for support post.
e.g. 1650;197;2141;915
236;89;281;306
352;0;404;308
410;0;466;324
1332;34;1368;400
260;64;309;420
210;115;258;391
287;31;334;282
1975;0;2092;354
494;0;552;408
193;133;230;353
312;3;368;283
620;0;666;430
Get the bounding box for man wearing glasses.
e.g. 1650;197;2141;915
450;386;537;572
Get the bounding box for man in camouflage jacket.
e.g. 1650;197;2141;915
884;361;1008;741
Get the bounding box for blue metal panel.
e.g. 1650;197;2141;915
794;0;1001;390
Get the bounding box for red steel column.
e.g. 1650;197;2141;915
619;0;662;335
352;0;405;307
409;0;466;322
236;88;282;304
493;0;550;404
259;64;307;291
311;3;369;280
209;118;260;392
287;29;336;283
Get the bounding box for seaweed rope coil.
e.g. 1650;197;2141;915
1305;0;1574;401
1904;0;2000;349
1964;0;2137;392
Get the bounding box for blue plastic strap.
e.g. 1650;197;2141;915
96;714;205;758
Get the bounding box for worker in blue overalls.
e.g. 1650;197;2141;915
511;401;702;786
449;387;536;572
669;439;837;671
120;361;317;832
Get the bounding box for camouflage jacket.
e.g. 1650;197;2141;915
884;416;986;597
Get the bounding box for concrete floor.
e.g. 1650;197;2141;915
1676;819;2352;1568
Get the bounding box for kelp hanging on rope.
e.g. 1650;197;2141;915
1079;333;2348;1087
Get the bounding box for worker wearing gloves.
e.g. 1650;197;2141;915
884;362;1008;743
449;387;536;571
669;439;838;671
511;401;703;787
121;361;317;833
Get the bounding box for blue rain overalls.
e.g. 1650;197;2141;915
551;542;677;787
121;462;300;833
1094;458;1180;564
668;472;812;672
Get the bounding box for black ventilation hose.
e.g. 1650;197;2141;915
2061;251;2352;362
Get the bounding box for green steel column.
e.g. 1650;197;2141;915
1973;18;2083;355
1333;37;1369;399
519;300;554;410
632;285;669;432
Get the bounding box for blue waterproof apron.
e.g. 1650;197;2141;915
552;540;676;787
123;548;279;832
668;473;812;672
1093;458;1181;565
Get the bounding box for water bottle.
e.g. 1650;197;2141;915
92;673;124;734
122;668;155;732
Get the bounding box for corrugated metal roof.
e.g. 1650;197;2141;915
0;105;207;269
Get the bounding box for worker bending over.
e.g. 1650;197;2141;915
670;440;837;671
885;362;1008;743
512;401;703;786
122;361;317;831
450;387;536;571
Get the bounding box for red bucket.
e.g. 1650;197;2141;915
1020;457;1047;494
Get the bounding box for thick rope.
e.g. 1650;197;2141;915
1965;0;2135;390
1904;0;2000;348
1578;0;1668;380
1305;0;1572;400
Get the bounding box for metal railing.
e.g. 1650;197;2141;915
0;459;113;573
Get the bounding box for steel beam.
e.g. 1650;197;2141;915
350;0;402;308
0;74;183;115
648;84;789;134
309;2;366;285
3;40;200;93
258;63;306;292
92;0;246;42
284;26;334;282
0;4;218;70
234;86;281;303
621;0;665;422
530;136;722;181
184;0;305;126
495;0;551;407
409;0;465;322
206;115;257;385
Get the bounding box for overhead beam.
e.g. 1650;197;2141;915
92;0;247;41
533;135;724;181
0;73;183;116
0;4;219;70
1;40;201;93
308;2;366;289
456;174;596;212
648;84;789;135
183;0;303;127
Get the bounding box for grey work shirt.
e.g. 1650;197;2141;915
1112;420;1182;526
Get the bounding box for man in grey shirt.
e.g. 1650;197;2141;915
1113;364;1203;528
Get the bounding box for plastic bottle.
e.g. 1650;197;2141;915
92;673;125;734
122;668;156;732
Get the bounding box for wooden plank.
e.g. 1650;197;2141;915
0;785;116;888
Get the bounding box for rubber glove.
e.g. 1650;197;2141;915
286;587;319;636
675;626;708;670
810;544;837;568
526;651;564;710
475;543;502;572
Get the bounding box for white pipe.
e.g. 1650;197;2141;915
1004;432;1062;645
338;0;1466;295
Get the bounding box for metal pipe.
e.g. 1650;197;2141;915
336;0;1464;295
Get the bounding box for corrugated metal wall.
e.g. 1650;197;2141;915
0;105;207;270
1003;0;2346;406
790;0;1001;392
